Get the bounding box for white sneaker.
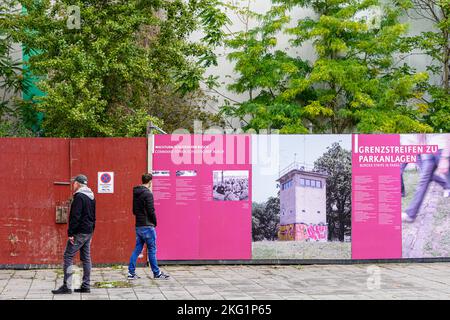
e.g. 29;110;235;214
444;189;450;198
127;273;140;280
402;212;415;223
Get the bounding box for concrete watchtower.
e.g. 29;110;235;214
277;162;328;241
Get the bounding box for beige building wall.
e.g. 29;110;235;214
279;171;327;226
295;179;327;225
279;177;296;225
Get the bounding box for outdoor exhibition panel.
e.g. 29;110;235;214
0;134;449;265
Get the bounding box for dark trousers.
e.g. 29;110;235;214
63;233;93;289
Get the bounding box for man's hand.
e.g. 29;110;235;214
68;236;75;245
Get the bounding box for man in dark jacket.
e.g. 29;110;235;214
127;173;169;280
52;174;96;294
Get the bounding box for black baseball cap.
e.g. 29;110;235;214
72;174;88;185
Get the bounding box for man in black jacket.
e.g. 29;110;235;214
52;174;96;294
127;173;169;280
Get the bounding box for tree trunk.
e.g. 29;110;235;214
338;204;346;242
443;44;449;93
339;216;345;241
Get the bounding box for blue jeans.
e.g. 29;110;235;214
400;156;422;197
128;226;160;277
406;151;450;218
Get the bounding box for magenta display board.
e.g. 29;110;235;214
351;134;402;259
152;134;252;260
351;134;450;259
149;133;449;261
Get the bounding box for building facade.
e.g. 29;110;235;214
277;162;328;242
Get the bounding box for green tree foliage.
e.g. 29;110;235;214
0;1;33;137
221;4;314;133
4;0;228;137
403;0;450;132
314;142;351;241
252;196;280;241
222;0;434;133
425;85;450;132
145;89;224;133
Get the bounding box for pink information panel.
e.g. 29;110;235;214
149;133;449;261
152;134;252;260
352;134;403;259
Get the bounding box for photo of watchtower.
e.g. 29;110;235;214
252;135;352;259
277;162;328;242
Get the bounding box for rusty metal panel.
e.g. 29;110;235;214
0;138;70;264
0;138;147;266
55;203;70;224
70;138;147;264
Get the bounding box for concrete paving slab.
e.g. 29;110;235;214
1;263;450;300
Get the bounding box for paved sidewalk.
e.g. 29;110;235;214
1;263;450;300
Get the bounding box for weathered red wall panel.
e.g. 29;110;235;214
0;138;70;265
0;138;147;266
70;138;147;264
